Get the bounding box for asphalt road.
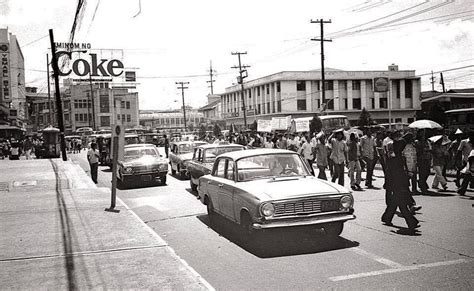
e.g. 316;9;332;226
71;152;474;290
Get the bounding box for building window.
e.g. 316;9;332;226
395;80;400;98
344;99;348;109
121;101;125;108
258;104;261;114
248;89;252;98
324;80;333;90
100;116;110;127
352;80;361;90
395;118;402;123
277;101;281;112
380;98;388;109
122;114;125;122
257;87;260;96
353;98;361;109
339;81;347;90
405;79;413;98
64;114;69;121
297;100;307;111
408;117;414;123
272;102;275;113
126;101;130;109
266;85;270;94
117;114;120;120
75;114;79;122
371;98;375;109
100;95;109;113
127;115;131;122
296;81;306;91
267;102;270;113
276;82;281;93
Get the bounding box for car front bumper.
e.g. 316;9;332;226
122;171;167;183
252;213;356;230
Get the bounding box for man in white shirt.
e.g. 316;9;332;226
299;134;314;175
87;142;100;184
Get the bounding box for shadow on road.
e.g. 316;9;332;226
197;214;359;258
420;190;457;197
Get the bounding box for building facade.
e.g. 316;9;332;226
219;66;421;127
26;87;57;132
0;28;26;127
198;94;222;125
139;108;205;132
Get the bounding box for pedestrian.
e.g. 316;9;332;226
22;137;33;160
330;128;348;186
164;134;169;158
415;130;432;194
360;128;376;188
298;134;315;175
381;139;420;232
348;133;362;191
402;132;418;194
456;131;474;190
431;136;448;191
457;149;474;196
87;142;100;184
450;129;463;187
315;133;328;180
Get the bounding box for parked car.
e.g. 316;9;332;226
117;144;168;187
197;149;355;239
187;143;246;192
169;140;207;179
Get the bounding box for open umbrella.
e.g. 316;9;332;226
408;119;442;129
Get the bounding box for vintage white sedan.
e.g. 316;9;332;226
198;149;355;238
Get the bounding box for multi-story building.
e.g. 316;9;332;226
198;94;222;127
0;28;26;127
139;108;205;132
219;65;421;127
26;87;57;132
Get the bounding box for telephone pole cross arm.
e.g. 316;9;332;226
311;19;332;106
231;52;250;128
176;81;189;131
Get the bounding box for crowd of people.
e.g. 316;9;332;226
201;127;473;232
0;136;38;160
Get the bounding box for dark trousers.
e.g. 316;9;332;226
458;174;472;195
332;162;345;186
317;165;327;180
90;162;98;183
382;191;419;229
418;159;430;192
306;159;315;176
363;157;374;186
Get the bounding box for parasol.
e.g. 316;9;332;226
408;119;442;129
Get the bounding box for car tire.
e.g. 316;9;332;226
240;212;258;242
324;222;344;237
170;162;176;175
190;179;198;192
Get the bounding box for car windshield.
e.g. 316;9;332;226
124;147;159;161
236;153;309;181
203;146;243;163
179;144;192;153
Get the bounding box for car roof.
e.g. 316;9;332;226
218;148;295;160
196;143;244;150
124;143;155;149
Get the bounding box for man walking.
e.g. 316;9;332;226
361;129;376;188
348;133;362;191
23;137;33;160
87;142;100;184
330;129;348;186
164;134;169;158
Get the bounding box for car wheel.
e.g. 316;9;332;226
190;179;198;192
240;212;258;242
324;222;344;237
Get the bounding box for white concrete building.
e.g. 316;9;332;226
139;108;205;132
219;66;421;126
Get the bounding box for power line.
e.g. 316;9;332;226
311;19;332;105
207;60;216;95
231;51;251;127
21;34;49;48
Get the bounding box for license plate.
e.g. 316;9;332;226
321;200;339;211
141;175;152;181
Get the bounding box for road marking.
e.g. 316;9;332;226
329;259;468;282
116;196;215;291
351;248;404;268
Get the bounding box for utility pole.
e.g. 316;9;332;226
430;70;436;91
311;19;332;106
176;81;189;131
88;73;96;130
231;52;250;128
207;60;216;95
440;72;446;93
46;54;52;125
48;29;67;161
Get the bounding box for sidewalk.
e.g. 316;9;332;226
0;159;211;290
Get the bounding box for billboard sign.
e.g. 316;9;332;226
0;43;10;102
125;71;136;82
374;77;389;92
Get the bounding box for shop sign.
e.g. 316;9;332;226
0;43;10;102
56;51;124;77
374;77;389;92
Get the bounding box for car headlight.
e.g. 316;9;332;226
260;203;275;217
158;163;168;171
123;167;133;174
340;195;353;209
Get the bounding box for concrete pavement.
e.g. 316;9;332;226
0;158;212;290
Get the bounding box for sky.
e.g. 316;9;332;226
1;0;473;110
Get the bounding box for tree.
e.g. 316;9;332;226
250;120;257;131
199;124;207;140
309;114;322;135
358;108;374;127
213;124;221;138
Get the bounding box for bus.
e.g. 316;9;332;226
445;108;474;132
319;115;350;134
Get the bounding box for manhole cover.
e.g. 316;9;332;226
13;181;38;187
0;182;9;192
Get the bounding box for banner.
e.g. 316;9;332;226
294;119;310;132
271;117;289;130
257;119;272;132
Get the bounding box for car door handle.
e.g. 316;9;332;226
207;181;212;184
218;184;223;188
